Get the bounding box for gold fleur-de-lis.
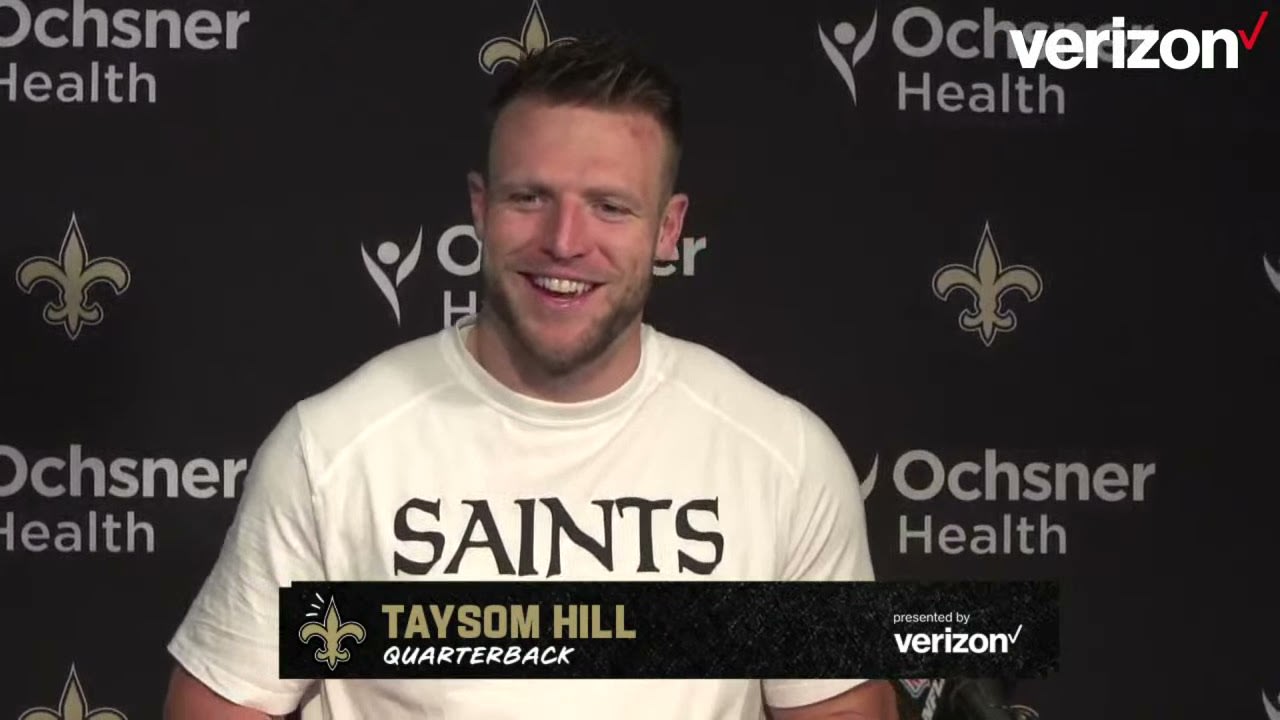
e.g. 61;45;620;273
19;665;128;720
932;221;1043;346
478;0;576;74
15;213;131;340
298;597;367;670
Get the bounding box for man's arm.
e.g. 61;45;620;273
763;403;886;716
768;680;899;720
163;406;323;718
163;665;276;720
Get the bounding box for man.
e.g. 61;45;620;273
163;36;895;719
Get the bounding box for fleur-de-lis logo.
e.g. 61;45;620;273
19;664;128;720
932;221;1043;346
478;0;575;74
298;594;366;670
15;213;131;340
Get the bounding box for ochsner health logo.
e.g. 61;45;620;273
814;6;1271;116
0;0;252;105
817;9;877;105
1009;11;1268;69
361;220;712;331
858;448;1156;558
359;222;482;331
362;228;424;326
817;5;1146;116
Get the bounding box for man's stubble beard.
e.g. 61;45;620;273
480;261;652;378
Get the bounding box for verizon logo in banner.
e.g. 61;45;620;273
892;616;1023;655
0;0;252;105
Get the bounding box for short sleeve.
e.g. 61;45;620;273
763;404;876;710
166;406;324;715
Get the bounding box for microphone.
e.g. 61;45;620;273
945;678;1017;720
889;678;945;720
890;677;1019;720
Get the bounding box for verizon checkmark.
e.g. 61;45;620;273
1239;10;1268;49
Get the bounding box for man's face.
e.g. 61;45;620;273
468;96;687;376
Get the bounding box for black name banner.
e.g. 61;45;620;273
279;581;1058;679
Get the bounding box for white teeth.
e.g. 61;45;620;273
532;276;593;295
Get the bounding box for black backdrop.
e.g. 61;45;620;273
3;0;1277;718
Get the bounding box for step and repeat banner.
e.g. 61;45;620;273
2;0;1277;718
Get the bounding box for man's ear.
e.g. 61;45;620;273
467;170;487;238
655;192;689;262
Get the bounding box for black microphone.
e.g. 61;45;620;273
889;678;946;720
945;678;1017;720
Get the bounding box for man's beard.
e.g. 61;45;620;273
480;265;650;378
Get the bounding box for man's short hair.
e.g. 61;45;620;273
484;36;684;195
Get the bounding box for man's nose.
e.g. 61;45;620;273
543;201;588;259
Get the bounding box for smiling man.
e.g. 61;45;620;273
465;71;677;402
163;36;894;720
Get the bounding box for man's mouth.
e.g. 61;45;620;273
522;273;600;300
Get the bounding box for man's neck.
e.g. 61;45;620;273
467;313;643;403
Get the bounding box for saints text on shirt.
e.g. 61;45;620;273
391;496;725;577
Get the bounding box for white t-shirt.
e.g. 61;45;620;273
168;316;875;719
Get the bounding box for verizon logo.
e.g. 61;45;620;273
894;625;1024;654
1009;11;1267;69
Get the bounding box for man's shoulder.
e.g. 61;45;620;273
654;329;832;473
291;330;459;458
